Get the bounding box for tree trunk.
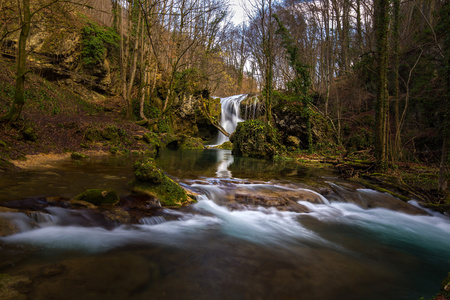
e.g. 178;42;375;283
438;134;448;194
393;0;401;161
374;0;390;169
2;0;30;122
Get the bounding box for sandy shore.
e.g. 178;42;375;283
10;151;108;169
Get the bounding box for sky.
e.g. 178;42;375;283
230;0;247;24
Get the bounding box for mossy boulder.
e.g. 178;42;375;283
215;141;233;150
131;158;190;206
73;189;120;206
20;126;38;142
83;125;127;143
71;152;87;160
179;136;204;149
230;120;282;159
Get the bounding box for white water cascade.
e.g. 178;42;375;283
215;94;247;145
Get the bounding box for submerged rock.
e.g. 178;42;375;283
0;273;30;300
73;189;120;206
131;158;192;207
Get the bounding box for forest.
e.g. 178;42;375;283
0;0;448;203
0;0;449;298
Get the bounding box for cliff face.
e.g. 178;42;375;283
26;21;117;99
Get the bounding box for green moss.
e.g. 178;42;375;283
215;141;233;150
131;158;190;206
71;152;87;159
143;132;161;147
230;120;282;159
84;127;103;141
73;189;120;205
20;126;37;142
354;179;410;202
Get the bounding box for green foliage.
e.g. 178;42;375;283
81;21;119;68
230;120;282;159
157;117;170;133
274;15;313;149
173;68;205;95
131;99;160;120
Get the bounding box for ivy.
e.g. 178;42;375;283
274;14;313;150
81;21;119;68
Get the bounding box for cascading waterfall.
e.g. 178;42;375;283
215;94;247;145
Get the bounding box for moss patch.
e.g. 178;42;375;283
179;136;204;149
71;152;87;159
73;189;120;205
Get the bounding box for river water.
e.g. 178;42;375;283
0;149;449;300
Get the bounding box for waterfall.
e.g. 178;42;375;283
215;94;247;145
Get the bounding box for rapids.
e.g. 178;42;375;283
0;149;449;299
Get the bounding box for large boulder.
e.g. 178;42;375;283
230;120;282;159
131;158;191;207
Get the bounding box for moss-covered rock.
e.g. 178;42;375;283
179;136;204;149
131;158;190;206
73;189;120;205
215;141;233;150
157;133;181;149
20;126;38;142
71;152;87;160
230;120;282;159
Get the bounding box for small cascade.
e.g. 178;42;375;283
139;216;166;225
216;94;247;145
252;98;258;119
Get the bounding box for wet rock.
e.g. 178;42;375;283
230;186;330;212
69;199;98;209
73;189;120;206
329;184;428;215
0;209;20;237
38;264;66;278
103;208;131;224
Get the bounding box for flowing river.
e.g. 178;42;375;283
0;149;449;300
